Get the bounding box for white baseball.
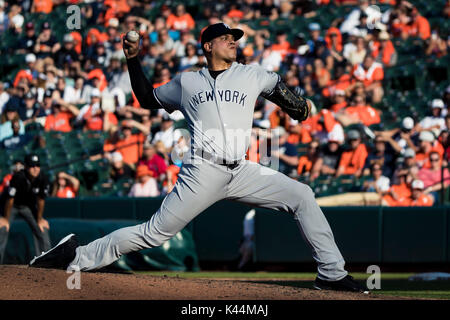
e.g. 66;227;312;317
126;30;139;43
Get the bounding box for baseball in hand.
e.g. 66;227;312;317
126;30;140;43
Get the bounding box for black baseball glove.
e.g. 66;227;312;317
261;80;311;122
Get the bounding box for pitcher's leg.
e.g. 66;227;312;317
228;161;347;281
69;162;228;271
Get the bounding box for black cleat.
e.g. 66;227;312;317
313;275;369;294
29;234;78;270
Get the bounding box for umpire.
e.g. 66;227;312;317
0;154;51;264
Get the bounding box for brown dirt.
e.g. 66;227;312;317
0;265;402;300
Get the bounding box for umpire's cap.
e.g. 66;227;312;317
24;154;40;167
201;23;244;50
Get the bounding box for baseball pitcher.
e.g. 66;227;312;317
30;23;366;293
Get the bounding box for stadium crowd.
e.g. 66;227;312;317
0;0;449;206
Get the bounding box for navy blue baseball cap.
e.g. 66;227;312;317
201;23;244;49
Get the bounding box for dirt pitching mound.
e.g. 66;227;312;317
1;265;395;300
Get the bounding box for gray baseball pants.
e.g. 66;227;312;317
0;205;51;264
68;160;347;281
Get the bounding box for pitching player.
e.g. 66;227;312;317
30;23;366;293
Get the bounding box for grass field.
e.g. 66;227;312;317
135;271;450;299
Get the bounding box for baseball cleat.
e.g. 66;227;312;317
29;234;78;270
313;275;369;294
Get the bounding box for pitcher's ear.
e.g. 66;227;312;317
203;42;212;53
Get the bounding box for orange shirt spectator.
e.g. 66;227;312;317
271;41;291;60
322;74;352;98
104;127;145;166
371;35;396;66
412;14;431;40
13;69;33;88
70;31;83;54
415;143;444;168
0;173;12;194
344;104;381;126
338;142;368;175
407;194;434;206
331;101;348;113
56;186;77;198
325;27;342;53
32;0;53;14
166;12;195;31
87;69;108;92
45;111;73;132
297;155;313;175
352;60;384;87
382;182;411;206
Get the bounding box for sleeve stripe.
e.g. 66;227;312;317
152;89;164;108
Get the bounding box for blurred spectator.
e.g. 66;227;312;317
297;139;320;178
255;0;279;20
34;22;60;59
31;0;53;14
51;172;80;198
1;119;31;150
338;94;381;127
347;34;367;66
382;170;412;206
0;82;9;113
426;28;449;58
54;34;79;69
138;142;168;180
19;90;39;125
351;55;384;103
406;179;434;206
128;165;160;197
109;151;134;183
0;103;25;141
44;100;79;133
271;30;291;60
410;6;431;40
166;4;195;31
173;30;196;58
260;40;282;72
336;130;368;177
16;22;37;54
270;126;299;177
179;42;199;71
312;58;331;89
361;162;390;193
419;151;450;196
415;130;444;168
310;132;343;180
13;53;38;88
0;160;23;194
162;162;181;195
363;134;396;178
340;0;382;35
326;27;344;67
371;31;397;67
75;88;103;131
105;120;148;166
417;99;446;134
330;89;348;113
155;28;175;56
152;114;182;150
62;76;86;105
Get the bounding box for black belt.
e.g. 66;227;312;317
195;149;241;170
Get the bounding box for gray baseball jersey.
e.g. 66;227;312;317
154;62;279;161
68;63;348;281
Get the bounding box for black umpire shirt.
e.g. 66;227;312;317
4;170;50;217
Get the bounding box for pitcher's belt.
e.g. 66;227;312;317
194;149;241;170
